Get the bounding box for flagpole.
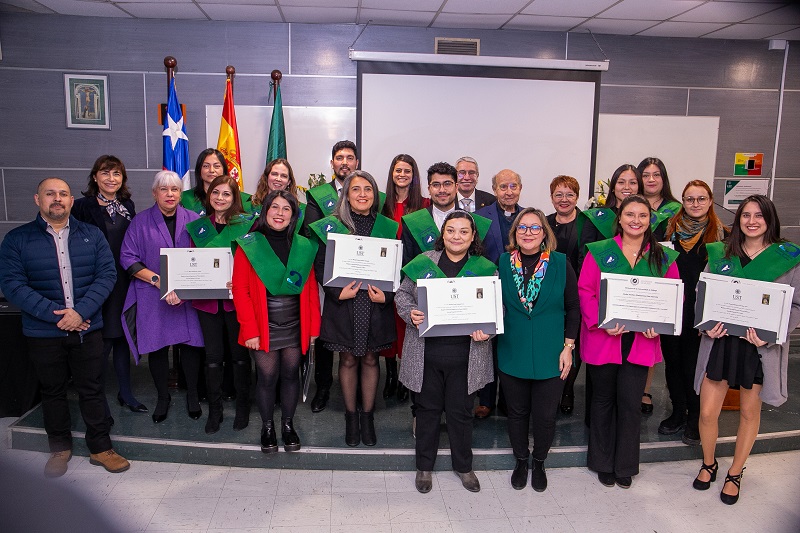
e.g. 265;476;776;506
226;65;235;89
164;56;176;92
271;69;281;100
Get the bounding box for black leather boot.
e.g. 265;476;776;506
531;459;547;492
204;401;223;434
261;420;278;454
345;411;360;447
383;358;398;398
360;410;377;446
232;360;251;430
281;417;301;452
396;383;409;403
511;457;529;490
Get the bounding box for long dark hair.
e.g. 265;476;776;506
382;154;424;219
605;164;641;210
434;211;484;257
204;175;245;222
252;189;300;240
726;194;783;259
614;195;666;274
193;148;228;204
83;155;132;200
252;158;297;206
637;157;678;205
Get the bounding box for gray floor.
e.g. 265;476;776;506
2;415;799;532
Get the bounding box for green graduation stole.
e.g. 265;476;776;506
586;238;679;277
706;241;800;282
240;192;253;214
180;190;205;215
577;207;616;242
650;200;682;230
307;183;386;217
402;209;492;253
235;232;318;295
308;213;399;243
186;213;255;251
401;253;496;282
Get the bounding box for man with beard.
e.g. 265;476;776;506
0;178;128;478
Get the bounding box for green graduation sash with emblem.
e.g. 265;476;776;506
586;238;679;277
402;209;492;253
186;213;255;251
650;200;682;231
577;207;616;242
308;213;399;243
706;241;800;282
401;253;497;282
307;183;386;217
235;231;318;295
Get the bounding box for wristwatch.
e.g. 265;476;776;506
564;343;575;349
150;274;159;286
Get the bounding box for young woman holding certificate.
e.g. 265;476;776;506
309;171;399;447
692;195;800;505
395;211;496;494
186;175;255;434
497;208;580;492
578;195;679;489
232;190;320;452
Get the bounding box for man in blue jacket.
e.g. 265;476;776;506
0;178;129;477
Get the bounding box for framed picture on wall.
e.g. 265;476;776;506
64;74;110;129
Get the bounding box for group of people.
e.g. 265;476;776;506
1;142;796;509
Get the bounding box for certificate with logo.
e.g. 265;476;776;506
323;233;402;292
417;276;503;338
599;273;684;335
159;248;233;300
695;272;794;344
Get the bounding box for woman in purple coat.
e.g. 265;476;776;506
121;171;205;424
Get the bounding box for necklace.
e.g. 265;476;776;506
743;243;768;259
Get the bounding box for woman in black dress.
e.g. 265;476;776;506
72;155;146;415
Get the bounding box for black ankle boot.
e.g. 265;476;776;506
511;457;529;490
261;420;278;454
360;410;376;446
383;358;398;398
281;417;301;452
233;397;250;431
204;402;223;434
345;411;360;447
396;383;409;403
531;459;547;492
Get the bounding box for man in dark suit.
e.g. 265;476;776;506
455;156;495;212
302;140;359;412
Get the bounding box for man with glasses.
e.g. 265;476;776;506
455;156;495;213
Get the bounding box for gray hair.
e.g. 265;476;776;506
152;170;183;191
333;170;380;233
455;156;479;176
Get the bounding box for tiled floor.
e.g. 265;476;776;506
2;417;799;532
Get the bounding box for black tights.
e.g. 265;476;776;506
340;352;378;413
149;344;202;409
253;347;301;423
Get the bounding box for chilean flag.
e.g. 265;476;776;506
163;77;190;190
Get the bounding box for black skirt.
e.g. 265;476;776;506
267;295;300;351
705;336;764;389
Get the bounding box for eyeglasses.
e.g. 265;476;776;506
429;181;456;190
457;170;478;178
497;183;520;192
683;196;710;205
552;192;577;200
642;172;662;179
516;224;543;235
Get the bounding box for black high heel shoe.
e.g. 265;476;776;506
186;395;202;420
118;393;148;413
693;459;718;490
152;394;171;424
559;393;574;415
720;468;745;505
641;393;653;415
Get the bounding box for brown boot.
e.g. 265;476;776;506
89;449;130;473
44;450;72;478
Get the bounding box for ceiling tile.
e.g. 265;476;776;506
113;0;194;2
280;6;357;23
200;3;283;22
745;4;800;25
442;0;530;15
195;0;273;4
702;22;799;39
431;12;511;29
504;14;586;31
0;0;56;13
117;2;207;18
522;0;618;17
766;26;800;39
573;17;659;35
34;0;130;17
359;9;437;27
600;0;704;20
674;2;784;23
637;21;730;38
278;0;358;6
361;0;440;9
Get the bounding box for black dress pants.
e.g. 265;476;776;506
587;354;648;477
314;339;334;391
500;371;564;461
197;308;250;406
660;331;701;423
26;330;112;454
415;353;474;473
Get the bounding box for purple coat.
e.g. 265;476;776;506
120;204;203;362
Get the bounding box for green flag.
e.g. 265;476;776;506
267;83;286;163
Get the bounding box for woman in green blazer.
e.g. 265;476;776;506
497;207;580;492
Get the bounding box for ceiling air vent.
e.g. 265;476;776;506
435;37;480;56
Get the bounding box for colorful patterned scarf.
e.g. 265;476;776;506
510;249;550;312
98;193;132;222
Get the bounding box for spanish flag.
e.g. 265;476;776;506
217;78;243;189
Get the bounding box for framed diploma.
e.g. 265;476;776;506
159;248;233;300
695;272;794;344
599;273;684;335
417;276;503;338
323;233;402;292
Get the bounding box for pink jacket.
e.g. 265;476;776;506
578;236;680;367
